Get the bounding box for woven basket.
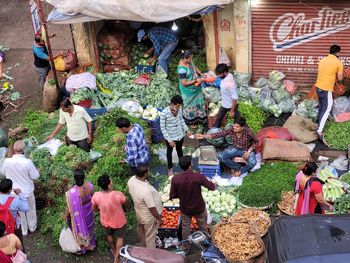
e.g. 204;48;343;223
229;208;271;237
212;222;265;263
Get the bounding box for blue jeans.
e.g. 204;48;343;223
158;40;178;73
220;147;257;174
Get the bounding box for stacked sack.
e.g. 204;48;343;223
97;23;133;72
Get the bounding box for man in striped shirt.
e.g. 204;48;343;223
160;95;192;176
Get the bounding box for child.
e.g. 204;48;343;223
92;175;127;263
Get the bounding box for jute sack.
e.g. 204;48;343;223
43;79;59;113
283;115;317;143
262;139;311;162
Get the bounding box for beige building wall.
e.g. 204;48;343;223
203;0;250;73
71;21;103;71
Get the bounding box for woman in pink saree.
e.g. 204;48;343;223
65;169;96;254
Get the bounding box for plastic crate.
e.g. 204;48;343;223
198;164;221;178
144;116;164;143
158;207;180;240
136;65;155;74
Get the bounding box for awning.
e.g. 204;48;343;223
47;0;233;24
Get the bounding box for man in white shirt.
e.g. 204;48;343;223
1;140;39;236
214;63;240;128
46;98;92;152
127;166;162;248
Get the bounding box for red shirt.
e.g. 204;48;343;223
170;170;216;215
295;180;323;215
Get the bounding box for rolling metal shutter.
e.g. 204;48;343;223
251;0;350;85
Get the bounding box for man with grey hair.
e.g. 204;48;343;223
1;140;40;236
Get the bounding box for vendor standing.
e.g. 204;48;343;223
295;162;333;215
196;118;257;177
116;117;149;175
46;99;92;152
137;26;178;73
160;95;192;176
170;156;216;239
214;63;239;128
315;45;343;141
33;33;59;90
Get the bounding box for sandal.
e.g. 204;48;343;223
168;168;174;176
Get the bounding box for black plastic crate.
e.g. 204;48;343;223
158;206;180;240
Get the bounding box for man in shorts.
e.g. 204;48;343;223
92;175;127;263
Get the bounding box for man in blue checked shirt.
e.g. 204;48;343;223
137;27;178;73
116;117;150;175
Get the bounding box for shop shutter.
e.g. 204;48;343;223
251;0;350;86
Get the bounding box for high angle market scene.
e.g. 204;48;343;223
1;0;350;262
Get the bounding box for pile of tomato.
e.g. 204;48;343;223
160;208;180;228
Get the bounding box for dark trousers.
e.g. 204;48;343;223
181;210;207;240
165;138;184;169
214;106;241;128
67;137;90;152
316;88;333;135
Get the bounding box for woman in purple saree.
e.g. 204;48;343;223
65;169;96;254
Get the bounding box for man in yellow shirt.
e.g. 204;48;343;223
46;98;92;151
314;45;343;140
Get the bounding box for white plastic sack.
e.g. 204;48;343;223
0;147;8;178
121;100;143;118
59;227;81;253
37;139;63;156
330;155;348;171
66;72;97;93
218;47;231;67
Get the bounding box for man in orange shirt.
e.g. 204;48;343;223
92;175;128;263
315;45;343;141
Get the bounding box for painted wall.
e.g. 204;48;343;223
234;0;250;73
203;1;250;73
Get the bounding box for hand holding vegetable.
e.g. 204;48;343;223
169;141;176;148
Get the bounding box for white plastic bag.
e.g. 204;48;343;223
59;227;81;253
332;96;350;118
37;139;63;156
218;47;231;67
66;72;97;93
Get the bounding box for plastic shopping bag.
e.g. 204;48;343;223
59;227;81;253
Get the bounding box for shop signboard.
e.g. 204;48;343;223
251;1;350;85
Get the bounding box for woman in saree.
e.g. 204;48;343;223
295;162;333;215
177;50;207;125
65;169;95;254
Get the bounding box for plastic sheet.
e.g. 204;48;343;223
266;214;350;263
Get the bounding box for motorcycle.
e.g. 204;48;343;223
119;231;227;263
